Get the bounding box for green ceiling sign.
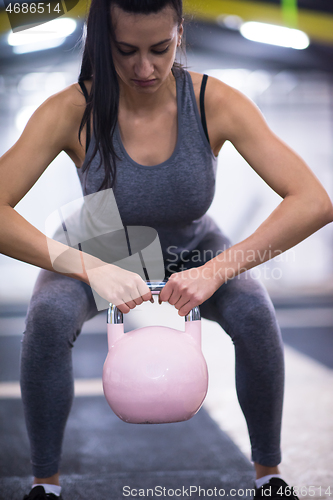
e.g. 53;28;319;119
281;0;298;27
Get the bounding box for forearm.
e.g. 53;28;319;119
205;194;333;285
0;205;100;284
0;205;154;312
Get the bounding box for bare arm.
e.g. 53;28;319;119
160;76;333;314
0;88;82;273
0;85;151;312
205;77;333;280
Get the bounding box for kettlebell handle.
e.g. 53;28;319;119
107;280;201;324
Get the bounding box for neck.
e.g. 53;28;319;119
118;71;177;115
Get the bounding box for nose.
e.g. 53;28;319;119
134;54;154;80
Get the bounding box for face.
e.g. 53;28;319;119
110;4;183;92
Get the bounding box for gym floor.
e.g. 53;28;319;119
1;298;332;499
0;19;333;500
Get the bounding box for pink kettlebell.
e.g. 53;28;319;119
102;281;209;424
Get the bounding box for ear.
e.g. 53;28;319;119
177;20;184;46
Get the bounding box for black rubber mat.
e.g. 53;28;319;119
0;397;254;500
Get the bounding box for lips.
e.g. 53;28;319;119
132;79;157;87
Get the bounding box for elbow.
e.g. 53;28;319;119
326;201;333;224
296;189;333;229
314;193;333;226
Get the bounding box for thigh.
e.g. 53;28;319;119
175;223;281;342
25;269;99;346
200;271;279;339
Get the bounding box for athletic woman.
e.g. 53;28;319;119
0;0;332;498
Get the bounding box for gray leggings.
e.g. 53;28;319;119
20;230;284;478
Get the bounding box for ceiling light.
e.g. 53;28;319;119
8;18;77;53
217;14;243;30
240;21;309;50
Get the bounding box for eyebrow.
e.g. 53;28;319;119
115;38;172;48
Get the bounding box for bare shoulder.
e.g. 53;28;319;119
188;70;231;102
0;80;92;208
37;81;89;135
189;71;270;153
28;80;92;165
204;75;259;124
187;70;203;93
2;80;93;176
60;80;92;115
188;71;240;154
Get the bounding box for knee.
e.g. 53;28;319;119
24;293;82;348
234;289;277;328
215;277;280;339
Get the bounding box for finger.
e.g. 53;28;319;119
132;294;144;306
132;288;153;305
124;299;138;310
159;281;174;304
136;282;153;303
173;294;190;310
141;291;154;303
168;290;182;306
128;284;144;302
116;303;131;314
118;290;139;310
177;299;193;317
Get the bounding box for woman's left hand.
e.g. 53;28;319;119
159;266;221;316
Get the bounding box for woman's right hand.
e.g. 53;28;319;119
86;262;153;314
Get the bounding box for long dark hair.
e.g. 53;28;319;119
78;0;183;191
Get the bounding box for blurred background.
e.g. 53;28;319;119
0;0;332;496
0;0;333;301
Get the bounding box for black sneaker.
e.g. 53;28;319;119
23;485;63;500
254;478;299;500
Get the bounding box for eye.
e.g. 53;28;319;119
117;47;136;56
152;47;170;55
116;46;170;56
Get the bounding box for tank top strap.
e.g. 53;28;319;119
177;69;213;155
199;74;210;145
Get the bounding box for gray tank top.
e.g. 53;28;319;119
77;68;218;260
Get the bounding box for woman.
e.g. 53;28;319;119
0;0;332;498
